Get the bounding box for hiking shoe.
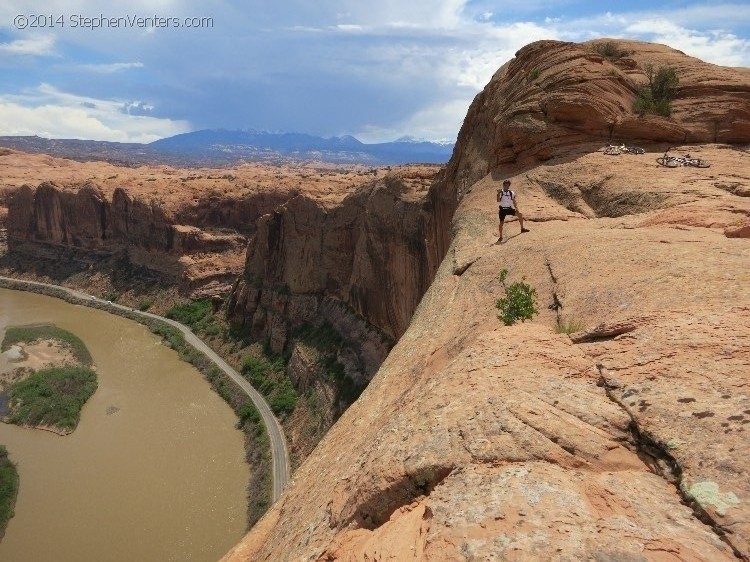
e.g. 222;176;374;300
521;228;530;233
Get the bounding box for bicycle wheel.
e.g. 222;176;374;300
604;146;621;155
689;159;711;168
625;146;645;155
656;157;678;168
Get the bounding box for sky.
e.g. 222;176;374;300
0;1;748;144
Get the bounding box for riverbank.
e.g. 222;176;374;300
0;276;280;526
0;445;18;540
0;289;249;561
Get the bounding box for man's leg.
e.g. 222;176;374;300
498;218;504;240
518;211;529;233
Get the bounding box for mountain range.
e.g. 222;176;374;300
0;130;454;167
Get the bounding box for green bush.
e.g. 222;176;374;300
0;445;19;538
138;299;153;311
8;366;98;431
165;300;212;329
592;41;626;60
496;269;539;326
527;68;540;82
150;324;185;349
241;355;297;417
633;63;678;117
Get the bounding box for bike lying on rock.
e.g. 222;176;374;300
656;153;711;168
603;144;646;155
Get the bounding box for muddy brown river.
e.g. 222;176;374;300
0;288;249;561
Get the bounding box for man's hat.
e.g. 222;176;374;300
503;178;511;185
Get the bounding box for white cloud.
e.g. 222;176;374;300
623;20;750;66
356;98;468;143
0;84;189;143
0;36;56;56
77;61;144;73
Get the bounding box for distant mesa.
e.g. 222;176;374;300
0;130;455;167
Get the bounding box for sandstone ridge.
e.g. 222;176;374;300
223;40;750;560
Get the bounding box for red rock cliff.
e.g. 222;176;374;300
227;167;451;346
222;40;750;561
7;181;291;289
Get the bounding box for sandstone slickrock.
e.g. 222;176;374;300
223;40;750;561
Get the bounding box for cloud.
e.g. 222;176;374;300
0;36;56;56
77;61;144;73
0;0;748;144
0;84;189;142
356;97;469;143
121;100;154;115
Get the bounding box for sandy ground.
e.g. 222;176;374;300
0;339;78;382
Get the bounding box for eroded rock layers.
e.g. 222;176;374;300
7;182;292;290
222;40;750;561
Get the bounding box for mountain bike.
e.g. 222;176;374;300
656;153;710;168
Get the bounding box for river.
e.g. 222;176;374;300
0;288;249;561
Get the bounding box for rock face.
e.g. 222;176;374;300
442;38;750;194
1;150;377;294
227;167;450;345
226;166;456;463
223;40;750;560
6;182;287;290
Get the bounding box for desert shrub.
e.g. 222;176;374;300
527;68;541;81
633;63;678;117
165;299;212;329
555;317;585;334
138;299;153;311
593;41;626;60
8;366;98;431
0;446;19;537
496;269;539;326
241;355;297;417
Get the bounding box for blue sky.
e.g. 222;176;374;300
0;0;748;143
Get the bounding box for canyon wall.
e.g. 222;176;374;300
227;168;454;347
7;182;293;290
225;168;457;462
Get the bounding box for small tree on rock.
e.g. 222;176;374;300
496;269;539;326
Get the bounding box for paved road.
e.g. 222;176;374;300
0;276;290;502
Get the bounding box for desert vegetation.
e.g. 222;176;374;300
496;269;539;326
591;40;629;60
7;366;97;431
0;446;19;539
1;324;97;434
633;62;679;117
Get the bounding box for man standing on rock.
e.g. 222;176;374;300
497;178;529;242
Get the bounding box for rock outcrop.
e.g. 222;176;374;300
227;167;449;346
223;40;750;560
442;38;750;196
226;166;455;461
0;150;377;294
7;182;253;290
